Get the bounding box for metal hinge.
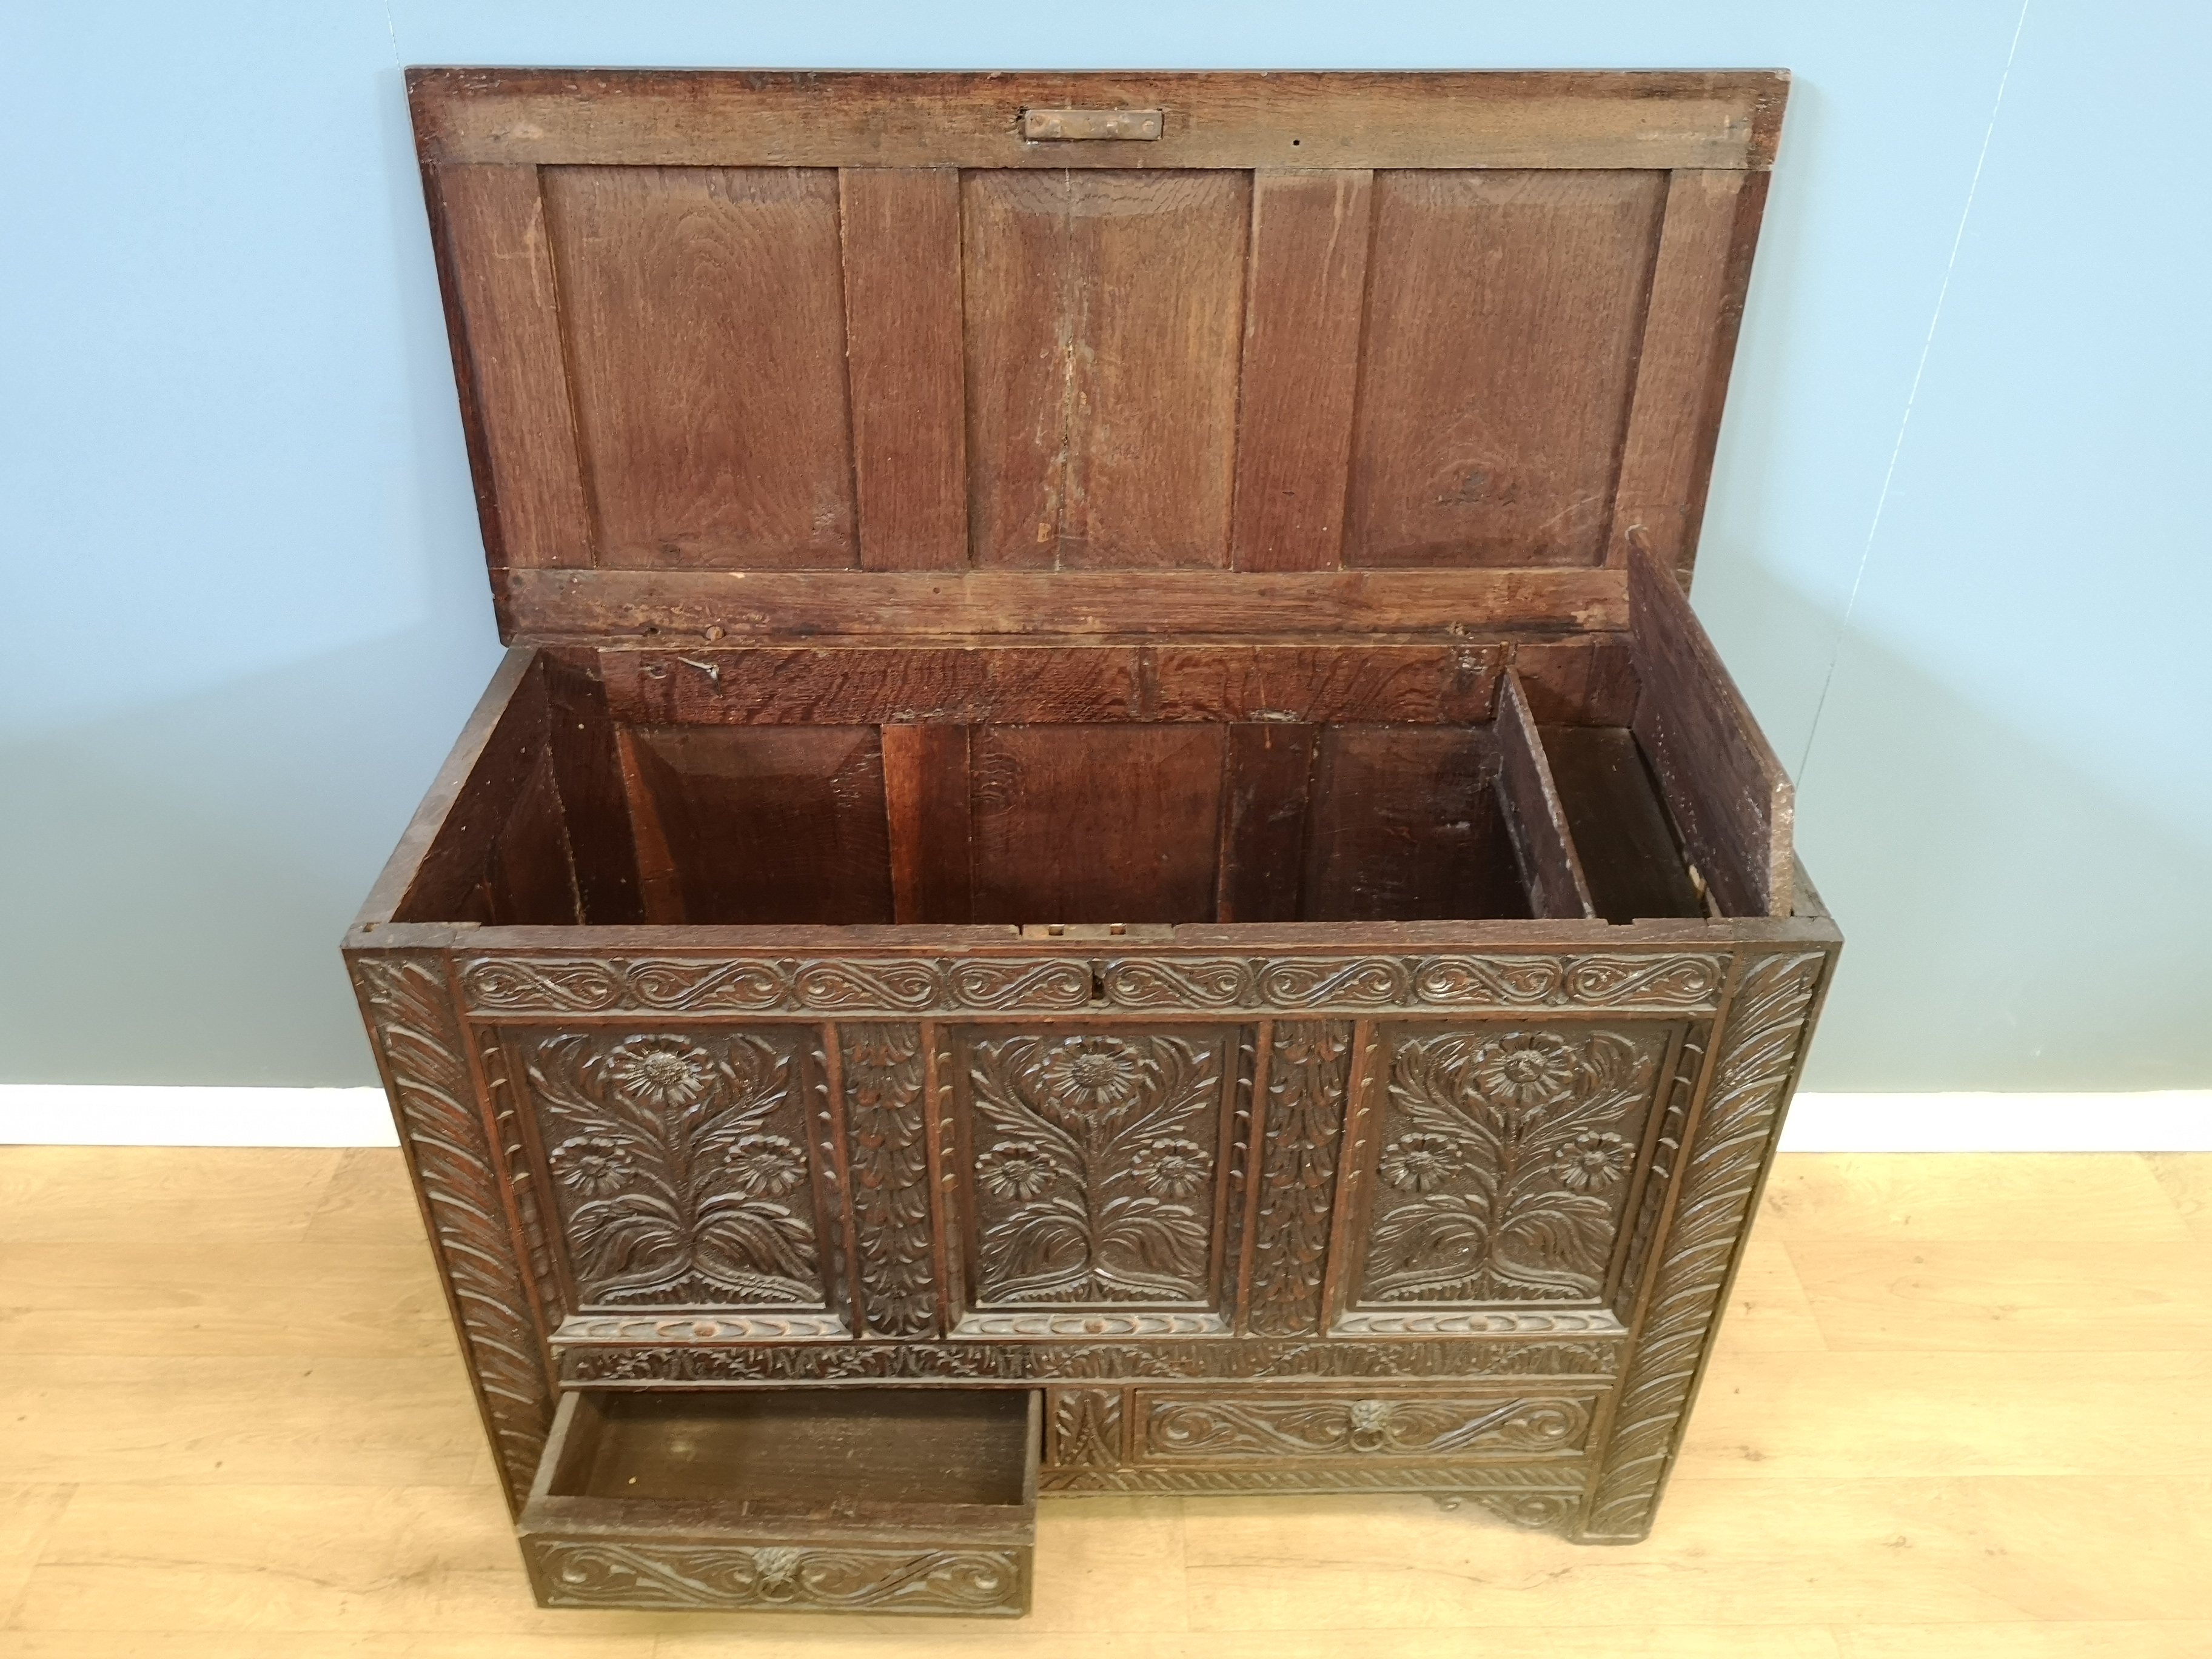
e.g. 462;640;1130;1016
1021;107;1164;142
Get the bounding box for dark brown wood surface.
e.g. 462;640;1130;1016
412;71;1783;635
361;67;1834;1620
1495;671;1597;920
1344;170;1664;569
411;70;1789;172
840;169;969;571
1626;543;1794;916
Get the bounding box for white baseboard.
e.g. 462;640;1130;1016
0;1085;2205;1152
1778;1091;2210;1152
0;1086;400;1148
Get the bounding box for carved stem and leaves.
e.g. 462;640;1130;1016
520;1028;823;1308
1247;1022;1352;1336
964;1031;1227;1308
840;1024;936;1336
1358;1025;1664;1305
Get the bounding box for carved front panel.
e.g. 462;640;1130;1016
511;1026;831;1312
1348;1022;1671;1316
1134;1388;1596;1461
952;1027;1239;1315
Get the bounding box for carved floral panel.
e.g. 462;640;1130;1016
1353;1023;1669;1309
955;1028;1235;1310
513;1026;827;1310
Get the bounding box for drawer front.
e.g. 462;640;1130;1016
518;1386;1039;1616
1131;1386;1598;1463
523;1536;1028;1615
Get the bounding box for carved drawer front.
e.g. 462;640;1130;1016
1133;1387;1598;1463
947;1025;1242;1333
506;1025;843;1318
518;1387;1040;1615
1339;1021;1677;1332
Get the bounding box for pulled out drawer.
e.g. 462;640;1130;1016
518;1387;1041;1615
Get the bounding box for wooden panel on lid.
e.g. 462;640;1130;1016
542;166;857;569
965;170;1250;569
411;70;1788;172
1344;170;1666;569
412;71;1787;639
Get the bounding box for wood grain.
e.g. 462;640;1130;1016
883;722;974;923
1344;170;1666;569
1627;541;1794;916
1216;724;1320;922
1231;170;1372;571
1493;669;1596;919
1301;726;1530;921
410;69;1789;172
626;725;893;925
840;169;968;571
423;166;593;572
971;725;1227;923
13;1147;2211;1648
543;166;857;570
964;169;1248;569
1609;169;1769;575
497;566;1631;640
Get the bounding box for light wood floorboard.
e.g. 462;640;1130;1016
0;1148;2204;1655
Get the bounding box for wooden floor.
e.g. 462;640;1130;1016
0;1148;2207;1657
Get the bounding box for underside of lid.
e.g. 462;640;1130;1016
408;69;1786;643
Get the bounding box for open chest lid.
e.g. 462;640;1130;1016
408;69;1786;645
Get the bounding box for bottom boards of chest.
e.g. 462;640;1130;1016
515;1367;1620;1614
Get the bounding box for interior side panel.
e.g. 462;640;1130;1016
1303;725;1530;921
970;725;1228;924
628;725;893;924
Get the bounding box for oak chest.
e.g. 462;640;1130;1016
348;67;1838;1617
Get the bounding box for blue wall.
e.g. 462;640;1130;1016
4;2;2206;1092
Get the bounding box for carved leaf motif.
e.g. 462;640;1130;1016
1247;1021;1351;1336
950;960;1094;1008
1050;1389;1126;1468
840;1024;936;1336
1258;958;1409;1008
1564;955;1724;1006
355;955;553;1509
530;1540;1024;1612
1358;1025;1664;1305
1413;957;1563;1005
1102;957;1255;1008
964;1031;1227;1308
1587;953;1825;1540
521;1028;824;1308
463;957;623;1011
793;960;943;1010
628;959;787;1011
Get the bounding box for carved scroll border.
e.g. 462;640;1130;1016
457;951;1729;1018
352;953;554;1512
1581;950;1828;1540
